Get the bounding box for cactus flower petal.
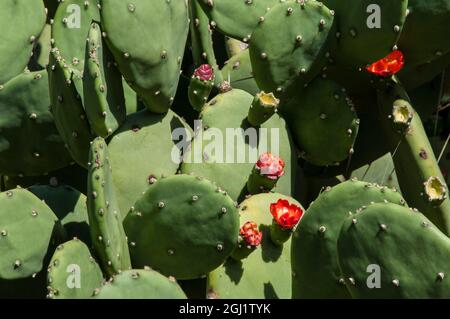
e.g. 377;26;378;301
239;221;263;247
270;199;303;229
256;152;285;180
366;50;404;77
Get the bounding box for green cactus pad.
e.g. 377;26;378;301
221;49;260;95
398;0;450;67
101;0;189;113
29;24;52;71
188;76;214;112
282;76;359;166
48;49;93;168
197;0;281;41
83;22;126;138
189;0;223;87
47;239;103;299
181;89;296;202
123;79;143;115
337;202;450;298
249;0;336;96
123;174;240;280
28;184;91;246
93;269;186;299
108;110;192;216
0;188;61;298
0;0;46;85
87;137;131;276
323;0;407;68
0;70;72;176
52;0;100;72
4;164;88;194
208;193;302;299
377;79;450;236
350;153;400;190
291;179;406;299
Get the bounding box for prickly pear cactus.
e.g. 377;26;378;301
48;48;93;168
0;188;62;298
182;89;296;202
108;110;192;215
208;193;302;299
100;0;189;113
249;0;336;97
197;0;281;41
52;0;100;72
398;0;450;67
83;22;126;138
28;184;91;245
377;78;450;235
323;0;408;68
87;137;131;276
47;239;104;299
221;49;259;95
123;174;240;280
0;70;72;176
291;179;406;299
337;202;450;298
0;0;449;301
93;269;186;299
0;0;46;85
282;76;360;166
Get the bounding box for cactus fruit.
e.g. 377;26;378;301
0;70;72;176
247;152;285;195
93;269;186;299
247;92;280;127
100;0;189;113
188;64;215;112
123;174;240;280
0;0;46;85
291;179;406;298
87;137;131;276
47;239;103;299
208;193;303;299
83;22;126;138
0;188;62;298
189;0;223;87
337;202;450;298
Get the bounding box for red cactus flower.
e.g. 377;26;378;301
270;199;303;229
256;152;285;180
193;64;214;81
239;222;263;247
366;50;404;77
